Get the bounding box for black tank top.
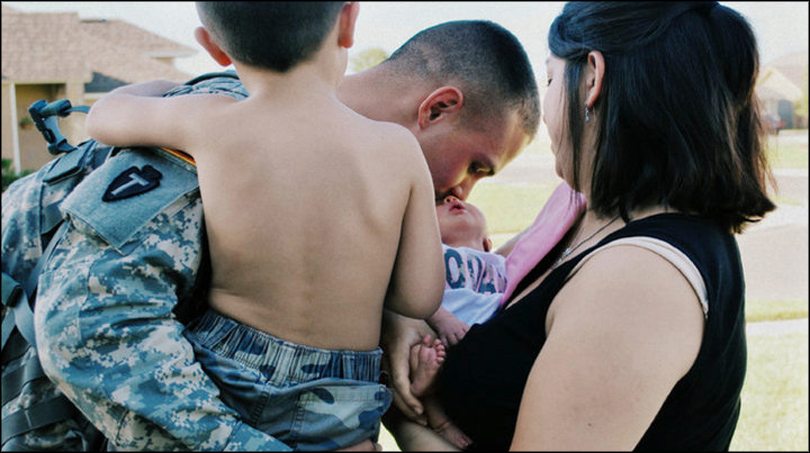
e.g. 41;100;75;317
437;213;746;451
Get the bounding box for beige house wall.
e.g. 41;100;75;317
4;82;90;172
16;84;61;171
58;81;90;149
1;83;13;164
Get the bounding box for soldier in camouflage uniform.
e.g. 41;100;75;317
29;19;540;451
3;149;106;450
5;74;290;451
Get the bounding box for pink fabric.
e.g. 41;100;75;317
500;182;586;304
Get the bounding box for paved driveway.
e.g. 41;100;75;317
739;169;808;302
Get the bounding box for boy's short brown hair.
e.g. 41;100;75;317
196;2;344;73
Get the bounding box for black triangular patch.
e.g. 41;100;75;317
102;165;162;202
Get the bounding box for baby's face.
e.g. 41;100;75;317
436;196;489;251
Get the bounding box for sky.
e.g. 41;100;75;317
4;1;808;79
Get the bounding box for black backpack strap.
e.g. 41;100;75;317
28;99;89;156
1;396;80;442
1;221;71;353
1;349;45;406
184;70;238;86
1;274;21;350
24;222;72;308
1;273;36;351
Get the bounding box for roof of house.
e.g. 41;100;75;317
757;52;808;102
2;11;92;83
765;52;808;95
2;6;193;87
80;18;195;58
758;67;804;102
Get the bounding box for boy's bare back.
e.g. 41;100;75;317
182;93;443;350
87;80;443;351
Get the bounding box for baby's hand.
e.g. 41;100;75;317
427;308;469;347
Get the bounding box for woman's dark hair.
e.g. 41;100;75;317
548;1;775;233
196;2;344;73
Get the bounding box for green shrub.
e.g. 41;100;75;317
2;158;33;192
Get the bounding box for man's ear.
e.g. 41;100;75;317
417;86;464;130
483;237;493;253
195;26;232;67
337;2;360;49
584;50;605;110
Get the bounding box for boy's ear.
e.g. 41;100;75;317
483;237;493;253
337;2;360;49
194;26;232;67
417;86;464;130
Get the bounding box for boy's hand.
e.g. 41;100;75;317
427;308;469;346
381;311;432;425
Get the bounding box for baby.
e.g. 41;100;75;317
428;195;508;346
411;195;510;448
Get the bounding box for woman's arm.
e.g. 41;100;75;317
510;245;704;450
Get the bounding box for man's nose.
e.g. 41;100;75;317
443;194;460;205
449;178;475;201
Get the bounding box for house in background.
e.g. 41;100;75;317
756;51;808;132
2;4;194;173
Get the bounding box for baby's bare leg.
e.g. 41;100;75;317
408;337;473;449
423;398;473;450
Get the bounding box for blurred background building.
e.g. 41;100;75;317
1;4;194;173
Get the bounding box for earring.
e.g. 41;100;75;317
584;104;592;123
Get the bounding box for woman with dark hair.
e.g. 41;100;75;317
383;2;775;450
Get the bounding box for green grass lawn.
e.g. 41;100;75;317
766;137;809;170
747;299;809;323
521;130;807;170
731;328;809;452
467;181;555;235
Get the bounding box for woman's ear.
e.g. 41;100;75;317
195;26;232;67
416;86;465;130
337;2;360;49
584;50;605;109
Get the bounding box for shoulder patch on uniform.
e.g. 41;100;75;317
102;165;162;202
62;148;199;251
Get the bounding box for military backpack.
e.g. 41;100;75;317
1;71;235;451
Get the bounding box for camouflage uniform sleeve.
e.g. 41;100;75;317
35;192;291;451
33;75;292;451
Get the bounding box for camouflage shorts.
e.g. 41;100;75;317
184;310;391;451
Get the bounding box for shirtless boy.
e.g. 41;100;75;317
86;2;444;449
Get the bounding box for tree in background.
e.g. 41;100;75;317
350;47;389;73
